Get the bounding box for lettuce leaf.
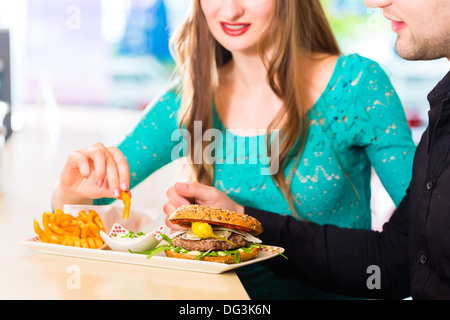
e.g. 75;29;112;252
131;233;288;263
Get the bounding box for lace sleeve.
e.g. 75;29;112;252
351;61;416;206
94;89;181;205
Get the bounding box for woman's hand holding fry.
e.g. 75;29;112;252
56;143;131;207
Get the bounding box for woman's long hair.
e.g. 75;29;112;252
170;0;341;218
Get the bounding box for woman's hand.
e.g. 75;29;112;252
53;143;130;209
163;181;244;230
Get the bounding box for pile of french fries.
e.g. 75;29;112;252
34;209;106;249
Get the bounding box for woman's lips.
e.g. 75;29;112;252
220;22;251;36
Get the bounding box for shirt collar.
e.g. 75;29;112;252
427;71;450;106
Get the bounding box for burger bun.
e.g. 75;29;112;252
164;246;260;264
169;204;263;235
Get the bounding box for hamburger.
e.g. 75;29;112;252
163;204;263;264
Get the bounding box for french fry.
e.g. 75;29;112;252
58;213;76;225
42;213;64;244
61;219;78;227
87;210;97;223
81;223;99;238
80;238;89;248
87;237;96;249
43;228;64;244
33;219;43;236
49;221;71;236
73;236;81;247
94;216;105;232
77;210;89;223
63;226;81;237
94;237;103;248
119;191;131;220
64;235;74;246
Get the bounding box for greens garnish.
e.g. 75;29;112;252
113;231;146;238
259;244;288;260
121;231;146;239
160;233;173;245
130;233;288;264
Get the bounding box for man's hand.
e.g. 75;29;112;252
163;181;244;230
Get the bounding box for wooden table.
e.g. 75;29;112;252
0;104;249;300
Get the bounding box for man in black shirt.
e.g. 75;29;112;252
164;0;450;299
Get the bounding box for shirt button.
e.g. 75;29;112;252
426;181;434;190
420;255;427;264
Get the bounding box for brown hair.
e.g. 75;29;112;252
171;0;341;218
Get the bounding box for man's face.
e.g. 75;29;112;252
365;0;450;60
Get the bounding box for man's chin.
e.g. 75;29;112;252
395;38;448;61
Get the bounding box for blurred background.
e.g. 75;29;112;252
0;0;449;229
0;0;449;135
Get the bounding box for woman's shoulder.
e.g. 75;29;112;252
322;53;403;122
335;55;408;136
335;53;388;82
338;53;382;70
160;77;183;100
144;77;182;110
331;53;392;92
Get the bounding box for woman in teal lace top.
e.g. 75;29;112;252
112;54;414;230
52;0;415;299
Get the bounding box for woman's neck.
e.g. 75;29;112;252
215;50;285;131
222;51;271;93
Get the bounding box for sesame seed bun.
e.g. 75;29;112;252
168;204;263;235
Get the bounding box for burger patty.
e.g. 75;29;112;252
172;233;248;251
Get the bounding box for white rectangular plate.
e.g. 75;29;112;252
22;238;285;274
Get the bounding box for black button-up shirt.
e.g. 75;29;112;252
409;70;450;298
245;70;450;299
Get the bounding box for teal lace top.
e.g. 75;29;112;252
95;54;416;299
96;54;415;229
